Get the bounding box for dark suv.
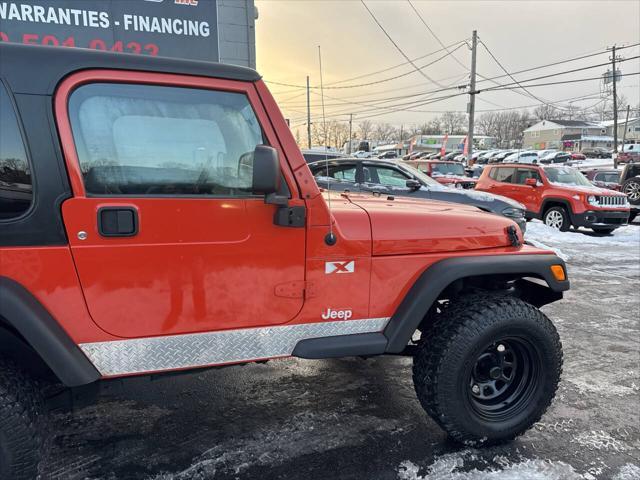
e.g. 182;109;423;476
308;158;527;232
581;147;610;158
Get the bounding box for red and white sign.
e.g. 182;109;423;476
325;260;355;274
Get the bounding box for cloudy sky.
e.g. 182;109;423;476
254;0;640;132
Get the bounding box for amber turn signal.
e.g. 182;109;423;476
550;265;566;282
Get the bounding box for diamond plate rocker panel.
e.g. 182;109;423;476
80;318;390;376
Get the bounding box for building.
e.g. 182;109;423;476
408;135;496;153
600;117;640;143
522;120;609;151
0;0;257;68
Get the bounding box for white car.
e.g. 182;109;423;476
536;149;557;159
504;151;539;163
352;150;373;158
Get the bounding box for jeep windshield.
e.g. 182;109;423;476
545;167;593;187
431;163;465;176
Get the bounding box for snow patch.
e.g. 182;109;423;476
397;454;585;479
613;464;640;480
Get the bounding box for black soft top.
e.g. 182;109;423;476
0;43;261;95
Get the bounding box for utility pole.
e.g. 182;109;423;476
306;75;312;149
609;45;620;167
466;30;478;162
348;113;353;154
621;104;631;148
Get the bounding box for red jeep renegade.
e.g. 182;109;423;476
0;44;569;479
476;164;630;234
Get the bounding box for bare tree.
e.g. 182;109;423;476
372;123;396;143
439;112;467;135
533;104;562;121
357;120;373;140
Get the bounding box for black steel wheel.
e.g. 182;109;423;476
468;338;541;422
413;295;562;445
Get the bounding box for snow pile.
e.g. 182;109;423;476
397;455;584;479
524;221;640;261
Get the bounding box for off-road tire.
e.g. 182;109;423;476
543;206;570;231
0;358;45;480
413;295;562;446
622;176;640;206
629;211;638;223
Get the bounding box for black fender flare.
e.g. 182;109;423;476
383;254;569;353
0;277;100;386
539;198;574;220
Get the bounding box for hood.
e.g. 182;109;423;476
549;183;627;197
433;174;476;183
441;189;526;211
344;194;520;256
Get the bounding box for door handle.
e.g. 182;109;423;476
98;207;138;237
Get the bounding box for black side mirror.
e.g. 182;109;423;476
406;179;421;190
252;145;281;195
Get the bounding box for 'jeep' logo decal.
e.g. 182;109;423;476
321;309;353;320
325;260;355;274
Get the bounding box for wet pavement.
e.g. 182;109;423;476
43;222;640;480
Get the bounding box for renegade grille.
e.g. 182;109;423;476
596;196;627;207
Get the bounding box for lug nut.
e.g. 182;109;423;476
497;344;505;352
472;384;480;394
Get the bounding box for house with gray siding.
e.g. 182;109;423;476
522;120;609;151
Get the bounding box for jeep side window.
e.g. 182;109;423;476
0;83;32;219
490;167;516;183
514;169;541;184
68;83;265;196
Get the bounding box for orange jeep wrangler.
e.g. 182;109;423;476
0;44;569;479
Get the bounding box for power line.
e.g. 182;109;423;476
478;39;549;105
360;0;450;88
286;56;639;122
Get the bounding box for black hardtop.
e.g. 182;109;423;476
0;43;261;96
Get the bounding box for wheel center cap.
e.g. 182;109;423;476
489;367;502;379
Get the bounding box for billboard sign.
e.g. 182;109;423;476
0;0;219;61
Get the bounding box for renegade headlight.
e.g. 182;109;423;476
502;207;525;218
587;195;599;206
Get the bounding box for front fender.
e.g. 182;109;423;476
383;254;569;353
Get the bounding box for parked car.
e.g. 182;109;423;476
491;150;517;163
581;169;622;191
536;149;558;159
539;151;571;164
441;150;463;161
377;151;398;159
352;150;373;158
0;43;570;478
618;144;640;164
581;147;610;158
570;152;586;161
405;160;477;189
307;158;527;232
302;148;344;163
620;162;640;222
504;151;539;164
476;163;629;233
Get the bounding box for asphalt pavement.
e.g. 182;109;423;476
42;222;640;480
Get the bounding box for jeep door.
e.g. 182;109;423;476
511;168;543;213
56;71;306;338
